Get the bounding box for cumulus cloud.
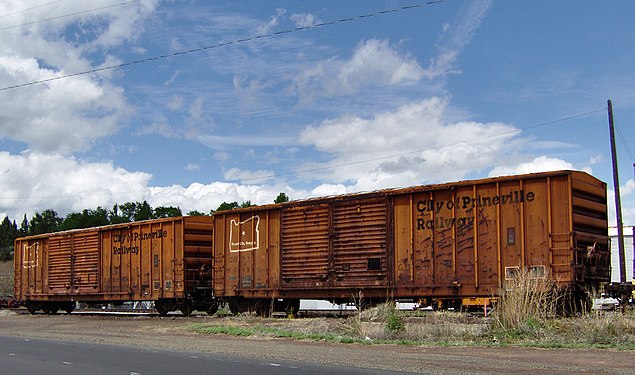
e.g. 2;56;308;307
289;38;424;101
148;181;305;214
0;152;151;219
0;0;157;154
299;97;520;190
0;55;130;154
488;156;575;177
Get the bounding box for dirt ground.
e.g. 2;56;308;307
0;261;13;296
0;310;633;374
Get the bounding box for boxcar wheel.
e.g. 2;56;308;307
26;302;38;315
179;301;193;317
206;302;219;316
229;298;246;315
154;300;170;316
64;302;75;314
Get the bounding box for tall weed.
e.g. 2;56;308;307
492;268;559;336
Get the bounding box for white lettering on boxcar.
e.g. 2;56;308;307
229;215;260;253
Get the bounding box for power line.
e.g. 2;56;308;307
0;0;66;19
0;1;140;32
615;121;635;162
0;0;445;92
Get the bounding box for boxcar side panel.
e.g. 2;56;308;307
97;219;185;301
549;175;574;282
212;216;229;297
14;237;48;300
331;197;388;288
475;183;499;291
213;210;278;297
280;204;330;289
48;235;72;294
499;180;522;284
523;178;550;278
393;195;413;288
431;189;456;290
454;185;477;293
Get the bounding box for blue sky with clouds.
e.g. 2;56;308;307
0;0;634;226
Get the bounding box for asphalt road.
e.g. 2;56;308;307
0;335;405;375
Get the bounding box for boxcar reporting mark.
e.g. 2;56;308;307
229;215;260;253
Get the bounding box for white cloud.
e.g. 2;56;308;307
168;95;184;110
425;0;493;77
608;179;635;227
185;163;200;172
0;0;158;155
223;167;275;183
148;181;299;213
0;152;151;219
488;156;574;177
290;13;318;28
299;97;520;190
290;38;424;101
0;55;130;154
256;8;285;35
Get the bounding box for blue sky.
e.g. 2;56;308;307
0;0;634;226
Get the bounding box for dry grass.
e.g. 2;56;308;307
491;268;560;336
189;275;635;349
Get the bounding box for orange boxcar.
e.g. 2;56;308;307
14;170;609;316
14;216;215;315
213;170;609;313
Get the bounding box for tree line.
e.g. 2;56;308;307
0;192;290;261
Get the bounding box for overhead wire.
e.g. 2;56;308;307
0;0;66;19
0;0;445;92
0;0;140;32
614;122;634;163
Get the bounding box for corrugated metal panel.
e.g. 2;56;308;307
332;198;387;287
48;235;72;292
72;232;100;291
281;204;329;286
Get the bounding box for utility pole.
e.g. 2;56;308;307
607;99;626;283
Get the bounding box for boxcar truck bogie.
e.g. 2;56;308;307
14;216;216;316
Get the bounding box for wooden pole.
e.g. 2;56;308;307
607;99;626;283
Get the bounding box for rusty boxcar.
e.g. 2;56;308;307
14;216;216;315
213;170;609;313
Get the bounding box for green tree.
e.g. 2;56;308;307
274;192;290;203
29;209;62;235
0;216;19;260
154;206;182;218
134;201;153;221
118;202;138;222
59;207;110;231
215;201;239;212
109;204;131;224
117;201;154;221
19;214;29;236
187;210;205;216
240;201;256;208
